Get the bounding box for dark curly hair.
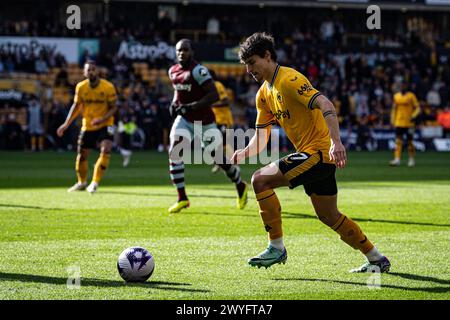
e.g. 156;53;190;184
238;32;277;63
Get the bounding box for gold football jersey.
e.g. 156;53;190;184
392;92;420;128
255;65;333;163
211;81;234;127
74;78;117;131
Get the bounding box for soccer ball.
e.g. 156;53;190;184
117;246;155;282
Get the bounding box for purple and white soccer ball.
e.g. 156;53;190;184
117;246;155;282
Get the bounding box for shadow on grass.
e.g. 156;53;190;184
101;190;237;199
0;204;62;211
187;210;450;229
272;274;450;293
387;272;450;285
283;212;450;228
0;272;210;293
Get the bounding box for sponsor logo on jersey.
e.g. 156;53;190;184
84;98;106;104
271;109;290;120
173;83;192;92
199;67;208;77
290;76;298;82
297;83;313;95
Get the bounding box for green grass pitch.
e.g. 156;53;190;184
0;150;449;300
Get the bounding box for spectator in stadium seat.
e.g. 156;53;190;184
206;15;221;43
155;10;173;42
437;105;450;138
139;101;160;149
27;97;45;151
55;68;69;87
320;18;334;45
5;55;15;73
206;15;220;36
47;99;67;151
3;113;24;150
426;83;442;108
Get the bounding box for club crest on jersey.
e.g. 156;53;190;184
277;92;283;104
183;72;191;81
199;67;208;77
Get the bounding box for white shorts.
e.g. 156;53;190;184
169;115;223;149
169;116;224;164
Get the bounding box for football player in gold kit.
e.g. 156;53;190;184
57;61;118;193
210;70;235;173
389;83;421;167
232;33;390;272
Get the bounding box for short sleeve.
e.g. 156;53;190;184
255;88;275;129
215;81;227;100
107;84;117;104
284;73;321;110
192;64;212;86
74;82;82;104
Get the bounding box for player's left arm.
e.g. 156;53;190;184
314;95;347;169
177;79;219;115
91;85;118;126
212;83;230;108
287;74;346;168
175;65;219;115
411;94;421;121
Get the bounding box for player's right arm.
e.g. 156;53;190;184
231;89;273;164
57;83;83;137
212;81;230;108
231;127;271;164
390;96;397;127
410;93;421;123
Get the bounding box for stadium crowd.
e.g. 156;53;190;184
1;5;449;151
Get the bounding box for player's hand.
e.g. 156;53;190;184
230;149;247;165
56;124;68;137
411;116;420;125
91;118;104;126
330;141;347;169
175;104;188;116
169;102;177;117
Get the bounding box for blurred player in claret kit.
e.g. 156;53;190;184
233;32;391;272
167;39;248;213
57;60;118;194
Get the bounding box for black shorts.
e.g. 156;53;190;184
395;127;414;140
78;126;114;151
275;152;337;196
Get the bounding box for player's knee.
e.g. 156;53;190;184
315;209;341;227
78;150;89;161
101;147;111;154
101;141;113;153
251;170;270;193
